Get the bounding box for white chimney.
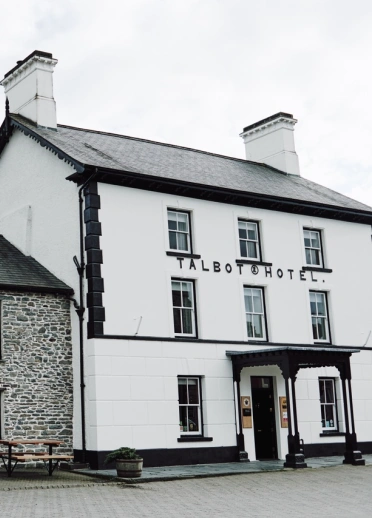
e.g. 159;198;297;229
1;51;58;130
240;112;300;175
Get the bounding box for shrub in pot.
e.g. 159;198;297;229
104;447;143;477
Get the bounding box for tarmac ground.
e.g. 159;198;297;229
0;456;372;517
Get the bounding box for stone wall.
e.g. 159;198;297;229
0;290;73;454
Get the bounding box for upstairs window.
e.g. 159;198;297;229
309;291;330;343
319;378;338;431
244;287;267;341
178;377;202;434
238;220;261;261
172;279;196;337
168;210;191;253
304;229;323;267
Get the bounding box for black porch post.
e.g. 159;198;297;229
283;360;307;469
341;361;365;466
233;366;249;461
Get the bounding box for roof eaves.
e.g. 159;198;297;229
10;116;85;174
68;165;372;225
0;283;74;296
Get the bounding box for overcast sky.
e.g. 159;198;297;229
1;0;372;206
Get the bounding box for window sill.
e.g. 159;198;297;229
302;266;333;273
167;251;201;259
235;259;272;266
319;432;345;437
177;436;213;443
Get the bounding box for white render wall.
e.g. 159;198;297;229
83;183;372;456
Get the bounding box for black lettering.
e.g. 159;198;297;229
189;259;196;270
177;257;184;269
225;263;232;273
213;261;221;273
300;270;306;281
277;269;283;278
237;263;243;275
311;271;318;282
201;260;209;271
265;266;272;278
287;269;294;280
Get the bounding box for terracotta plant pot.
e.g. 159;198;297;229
115;458;143;478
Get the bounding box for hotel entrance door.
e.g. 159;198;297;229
251;376;278;460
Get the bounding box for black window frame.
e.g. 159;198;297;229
243;285;268;342
171;278;198;338
303;228;325;269
318;377;339;432
238;219;262;262
309;290;332;344
167;208;194;255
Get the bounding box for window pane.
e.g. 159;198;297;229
182;308;193;334
305;249;312;264
173;309;182;333
188;379;199;404
182;283;193;307
177;213;188;232
316;294;326;316
178;379;187;404
239;227;247;239
325;380;334;403
177;232;188;251
179;406;188;432
244;291;253;313
312;317;318;339
311;249;320;265
247;223;257;240
187;406;199;432
319;380;325;403
240;240;247;257
246;314;253;337
169;231;177;250
324;405;335;428
247;241;257;258
311;233;320;248
252;290;263;313
321;405;326;428
253;314;263;338
316;317;327;340
168;211;177;229
172;282;181;306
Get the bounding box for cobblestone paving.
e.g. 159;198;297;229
1;465;372;517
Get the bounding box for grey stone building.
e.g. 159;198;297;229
0;236;74;453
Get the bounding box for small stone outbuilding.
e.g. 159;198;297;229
0;236;73;453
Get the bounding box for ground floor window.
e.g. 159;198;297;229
319;378;338;431
178;377;202;434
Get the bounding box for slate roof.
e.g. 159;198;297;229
0;235;73;295
9;114;372;215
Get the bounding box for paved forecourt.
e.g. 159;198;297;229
1;463;372;517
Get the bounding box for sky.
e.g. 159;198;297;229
1;0;372;206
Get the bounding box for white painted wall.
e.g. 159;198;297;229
84;183;372;457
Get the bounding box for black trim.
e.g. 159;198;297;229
0;284;73;295
236;260;273;266
243;112;294;133
302;266;333;273
320;432;346;437
166;252;201;259
177;437;213;442
4;50;54;79
91;335;370;350
84;182;105;338
74;446;238;469
304;441;372;458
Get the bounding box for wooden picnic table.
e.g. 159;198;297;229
0;439;73;477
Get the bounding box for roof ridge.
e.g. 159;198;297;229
56;122;286;173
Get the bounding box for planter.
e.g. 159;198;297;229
115;458;143;478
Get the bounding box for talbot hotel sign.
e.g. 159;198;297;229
175;257;328;282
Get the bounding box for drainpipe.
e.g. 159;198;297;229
73;173;96;464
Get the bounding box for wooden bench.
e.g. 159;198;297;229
1;453;73;476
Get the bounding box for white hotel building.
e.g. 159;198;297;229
1;51;372;469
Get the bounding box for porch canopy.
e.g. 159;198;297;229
227;346;365;468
